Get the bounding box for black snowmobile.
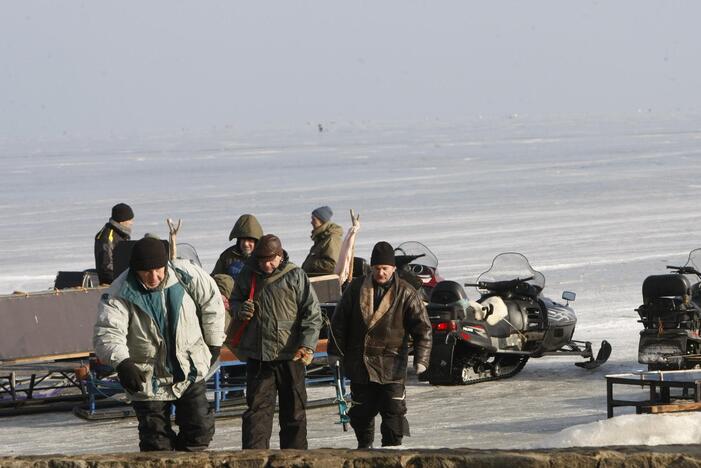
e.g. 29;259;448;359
637;248;701;370
420;252;611;385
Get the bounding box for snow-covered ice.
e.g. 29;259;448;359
2;113;701;454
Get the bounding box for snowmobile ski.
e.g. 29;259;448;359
575;340;612;369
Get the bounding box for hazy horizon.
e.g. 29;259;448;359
2;1;700;140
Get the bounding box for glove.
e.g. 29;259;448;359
116;358;146;393
292;347;314;366
414;363;427;375
327;354;340;367
239;300;255;321
208;345;221;366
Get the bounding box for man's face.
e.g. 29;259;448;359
372;265;396;285
258;254;282;274
136;267;166;289
121;219;134;229
239;238;256;255
311;215;323;229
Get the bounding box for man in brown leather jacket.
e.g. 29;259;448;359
328;241;432;448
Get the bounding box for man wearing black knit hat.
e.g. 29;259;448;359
94;203;135;284
328;241;432;448
94;236;226;452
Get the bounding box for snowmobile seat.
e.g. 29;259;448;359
427;281;468;320
642;274;691;303
430;281;468;305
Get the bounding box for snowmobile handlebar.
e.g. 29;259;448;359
464;276;535;292
395;253;427;268
666;265;701;276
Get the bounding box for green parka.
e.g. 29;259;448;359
231;252;322;361
212;214;263;277
301;222;343;276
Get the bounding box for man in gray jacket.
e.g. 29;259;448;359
94;237;226;452
230;234;322;449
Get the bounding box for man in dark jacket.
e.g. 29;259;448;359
301;206;343;276
211;214;263;280
94;203;134;284
328;241;432;448
230;234;322;449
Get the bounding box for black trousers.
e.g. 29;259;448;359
348;382;409;447
132;380;214;452
242;359;308;449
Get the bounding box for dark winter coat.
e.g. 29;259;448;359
94;220;132;284
212;214;263;278
211;244;249;278
301;222;343;276
230;252;322;362
328;273;432;385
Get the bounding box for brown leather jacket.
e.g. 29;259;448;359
328;273;432;384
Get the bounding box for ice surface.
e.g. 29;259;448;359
2;113;701;454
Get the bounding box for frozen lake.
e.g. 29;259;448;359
2;112;701;453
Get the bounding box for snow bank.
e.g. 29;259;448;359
538;413;701;448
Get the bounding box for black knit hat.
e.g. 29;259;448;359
370;241;395;266
111;203;134;222
254;234;283;259
130;237;168;271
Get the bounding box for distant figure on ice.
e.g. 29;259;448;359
328;241;432;448
94;237;226;452
94;203;134;285
230;234;322;449
211;214;263;281
301;206;343;276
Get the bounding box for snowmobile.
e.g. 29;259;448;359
393;241;444;299
420;252;611;385
636;248;701;370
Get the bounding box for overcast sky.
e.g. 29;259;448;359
1;1;699;139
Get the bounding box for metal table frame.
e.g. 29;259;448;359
606;370;701;418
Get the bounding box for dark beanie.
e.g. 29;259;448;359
130;237;168;271
312;206;333;223
111;203;134;222
254;234;283;259
370;241;395;266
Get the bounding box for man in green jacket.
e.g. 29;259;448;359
211;214;263;280
94;237;226;451
231;234;322;449
301;206;343;276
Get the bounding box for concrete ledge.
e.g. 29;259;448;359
3;447;701;468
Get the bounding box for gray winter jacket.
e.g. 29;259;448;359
93;259;226;401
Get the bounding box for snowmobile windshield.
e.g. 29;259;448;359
394;241;438;272
176;243;202;267
476;252;545;291
684;248;701;273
